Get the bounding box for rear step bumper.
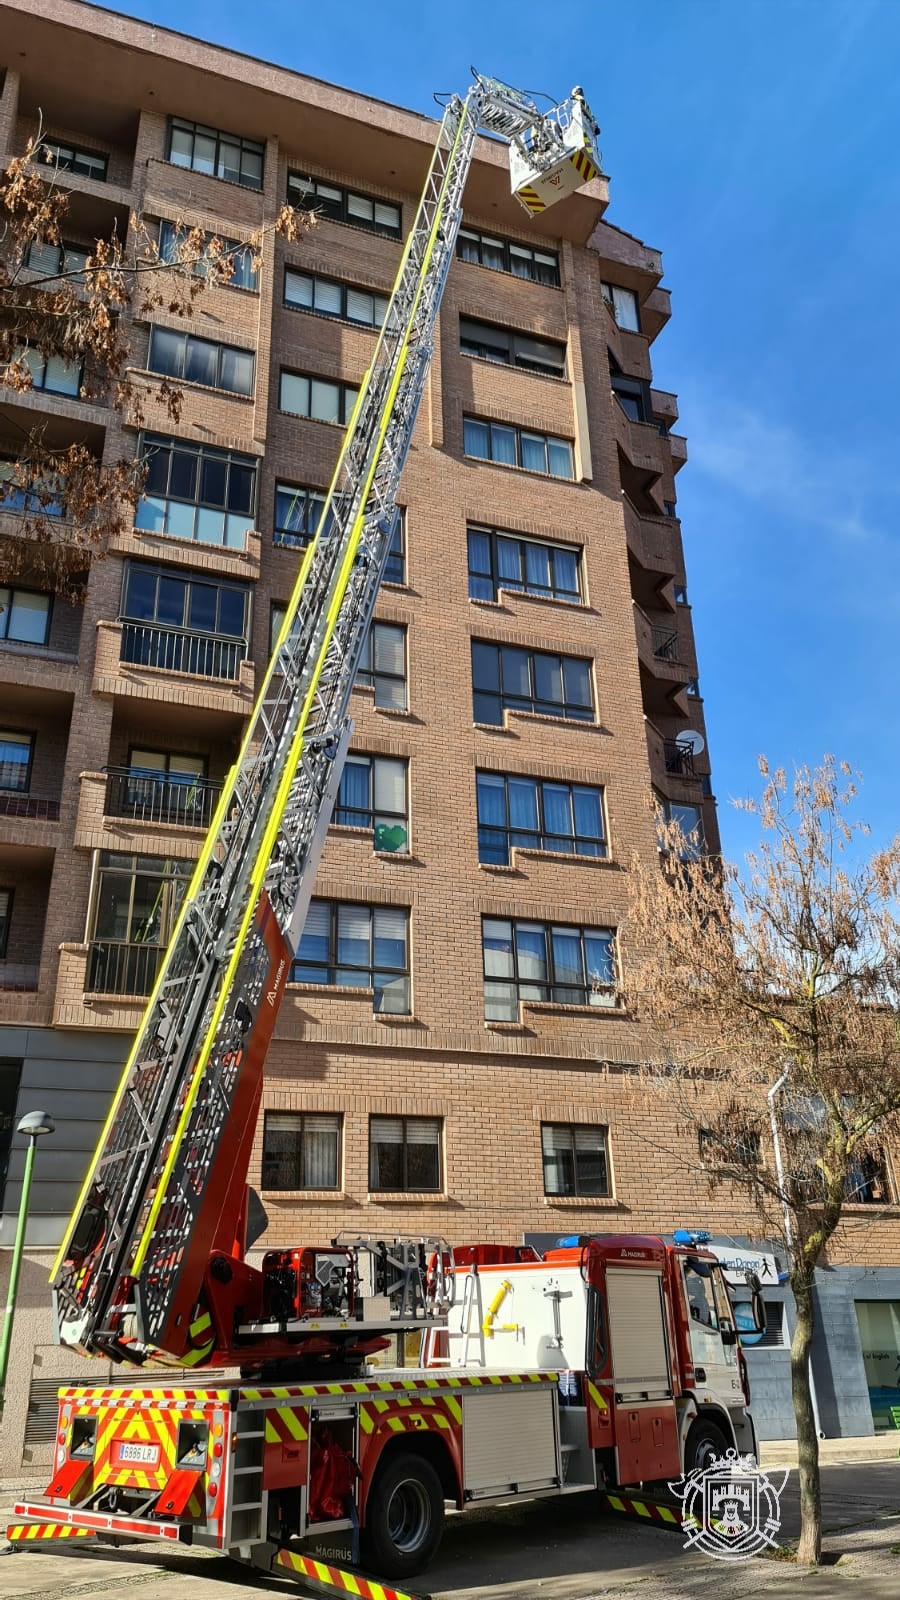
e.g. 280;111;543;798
12;1501;185;1541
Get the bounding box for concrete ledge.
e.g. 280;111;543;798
760;1433;900;1467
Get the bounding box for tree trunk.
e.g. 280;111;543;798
791;1270;821;1563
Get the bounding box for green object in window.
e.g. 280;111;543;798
374;823;407;853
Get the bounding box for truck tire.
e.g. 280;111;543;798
362;1450;445;1578
684;1417;729;1475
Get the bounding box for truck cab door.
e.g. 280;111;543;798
682;1259;744;1408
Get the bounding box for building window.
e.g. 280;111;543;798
698;1126;762;1167
0;461;65;518
482;918;617;1019
167;117;264;190
463;416;573;479
39;139;108;182
158;221;258;291
119;563;249;678
148;326;254;397
357;621;407;710
335;754;408;852
25;239;90;281
467;525;580;603
293;899;410;1014
384;510;406;584
674;584;688;605
269;602;287;655
274;483;331;549
279;371;359;425
118;749;211;827
0;732;33;793
459;317;566;378
284;267;389;329
0;889;11;959
686;678;701;698
664;501;678;519
471;640;593;725
287;172;401;238
10;345;82;398
602;282;640;332
610;367;648;423
541;1123;610;1197
0;587;51;645
262;1111;341;1190
87;851;192;996
661;799;704;859
369;1115;441;1192
457;228;560;287
135;433;257;549
476;773;606;864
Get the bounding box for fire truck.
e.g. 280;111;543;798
7;68;763;1594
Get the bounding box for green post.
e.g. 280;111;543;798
0;1110;54;1424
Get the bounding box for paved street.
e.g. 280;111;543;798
1;1461;899;1600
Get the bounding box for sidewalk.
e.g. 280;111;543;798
760;1433;900;1467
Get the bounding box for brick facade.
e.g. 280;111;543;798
0;0;898;1469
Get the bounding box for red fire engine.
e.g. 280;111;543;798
7;68;764;1596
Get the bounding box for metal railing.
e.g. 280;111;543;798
0;792;61;821
104;767;222;830
664;739;696;777
86;941;164;998
119;622;246;682
651;625;680;662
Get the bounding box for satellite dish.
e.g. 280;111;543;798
679;729;705;756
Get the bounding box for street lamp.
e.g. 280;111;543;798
0;1110;55;1421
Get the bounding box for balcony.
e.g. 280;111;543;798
86;940;162;998
120;622;245;679
633;604;693;713
105;766;222;830
652;625;680;663
0;791;61;822
664;739;696;777
93;620;255;716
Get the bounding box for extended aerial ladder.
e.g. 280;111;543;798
50;75;602;1375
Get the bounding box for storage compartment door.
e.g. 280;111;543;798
463;1387;558;1497
606;1269;671;1399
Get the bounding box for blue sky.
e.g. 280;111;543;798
113;0;900;861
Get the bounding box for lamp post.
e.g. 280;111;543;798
767;1073;824;1438
0;1110;55;1423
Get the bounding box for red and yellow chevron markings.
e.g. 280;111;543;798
274;1547;421;1600
7;1522;95;1542
570;145;598;181
265;1404;310;1446
600;1491;682;1528
515;185;546;213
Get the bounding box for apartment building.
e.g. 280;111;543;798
1;0;898;1470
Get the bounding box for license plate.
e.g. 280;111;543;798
118;1442;160;1465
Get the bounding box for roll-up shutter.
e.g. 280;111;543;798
606;1269;671;1398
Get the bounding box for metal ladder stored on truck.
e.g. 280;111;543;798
49;76;601;1372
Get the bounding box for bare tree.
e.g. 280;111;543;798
0;130;309;595
625;756;900;1564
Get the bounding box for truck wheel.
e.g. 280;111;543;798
362;1451;445;1578
684;1417;729;1475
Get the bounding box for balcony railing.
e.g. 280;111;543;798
104;766;222;830
120;622;246;681
652;626;680;662
0;792;61;821
86;940;164;997
664;739;696;777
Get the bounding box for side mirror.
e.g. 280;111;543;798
750;1290;766;1332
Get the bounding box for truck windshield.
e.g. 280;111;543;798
683;1259;718;1329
